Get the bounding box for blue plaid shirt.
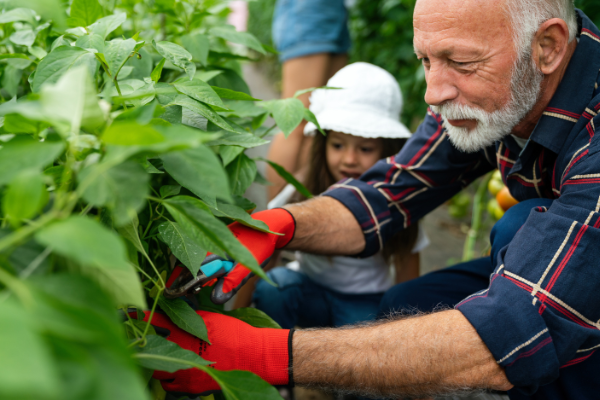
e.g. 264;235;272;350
325;10;600;399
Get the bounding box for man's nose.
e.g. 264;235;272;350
424;65;459;106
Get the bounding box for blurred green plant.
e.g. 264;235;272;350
0;0;315;399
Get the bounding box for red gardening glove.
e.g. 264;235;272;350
144;310;292;394
209;208;296;304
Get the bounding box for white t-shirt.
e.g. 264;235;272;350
269;184;430;294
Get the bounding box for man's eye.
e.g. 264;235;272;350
420;57;430;65
452;60;472;68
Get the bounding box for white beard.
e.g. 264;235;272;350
431;50;544;153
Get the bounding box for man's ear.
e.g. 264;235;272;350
532;18;572;75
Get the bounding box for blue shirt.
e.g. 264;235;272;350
325;10;600;399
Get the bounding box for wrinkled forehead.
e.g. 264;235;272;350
413;0;514;55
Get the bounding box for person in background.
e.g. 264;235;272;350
266;0;353;201
253;62;429;329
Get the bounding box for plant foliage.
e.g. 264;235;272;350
0;0;312;399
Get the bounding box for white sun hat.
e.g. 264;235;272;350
304;62;412;139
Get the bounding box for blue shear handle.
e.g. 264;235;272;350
200;259;235;278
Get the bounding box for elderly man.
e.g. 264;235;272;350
149;0;600;398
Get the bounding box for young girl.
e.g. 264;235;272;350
253;62;429;329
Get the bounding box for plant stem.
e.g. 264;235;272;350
140;289;163;343
133;263;159;287
144;254;165;289
123;307;143;339
19;247;52;279
462;173;492;261
259;124;278;138
79;203;94;216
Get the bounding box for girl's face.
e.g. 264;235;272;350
325;131;384;181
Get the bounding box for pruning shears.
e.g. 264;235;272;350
164;254;236;299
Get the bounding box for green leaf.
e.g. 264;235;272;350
303;108;325;135
88;13;127;39
103;121;165;145
68;0;103;27
195;69;223;82
104;38;137;78
9;29;36;47
263;158;313;199
158;297;210;343
153;40;196;80
159;184;181;198
3;113;48;135
258;98;305;137
32;46;98;92
40;65;105;134
182;33;209;66
1;66;22;98
150;57;166;83
209;201;276;234
35;216;146;308
209;25;266;55
174;79;227;110
0;299;60;400
161;145;232;207
164;196;267;281
0;8;36;24
117;216;146;256
135;335;212;372
78;160;149;226
205;369;283;400
219;145;245;167
29;46;48;60
212;86;260;101
170;94;235;133
0;138;64;186
75;33;105;53
114;101;163;124
2;169;47;227
103;123;217;163
0;53;30;60
223;307;281;329
158;220;206;275
125;47;153;80
206;131;268;148
28;274;125;344
226;153;257;196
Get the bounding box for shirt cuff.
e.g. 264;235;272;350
324;178;396;258
456;274;560;394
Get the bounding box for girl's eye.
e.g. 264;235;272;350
361;147;375;153
331;143;343;150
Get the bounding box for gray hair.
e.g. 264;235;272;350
505;0;578;56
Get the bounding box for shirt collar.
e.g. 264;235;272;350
528;9;600;154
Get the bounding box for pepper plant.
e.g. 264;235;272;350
0;1;317;399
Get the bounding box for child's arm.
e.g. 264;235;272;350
394;253;420;284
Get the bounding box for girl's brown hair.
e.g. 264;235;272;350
291;131;419;269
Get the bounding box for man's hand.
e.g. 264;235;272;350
209;208;296;304
144;310;291;394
